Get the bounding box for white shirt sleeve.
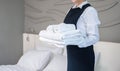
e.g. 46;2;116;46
77;7;101;47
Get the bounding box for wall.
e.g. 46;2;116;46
0;0;24;65
24;0;120;43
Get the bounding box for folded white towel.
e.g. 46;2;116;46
62;30;81;39
63;36;84;46
39;37;65;48
39;37;65;45
39;30;63;41
46;23;76;33
63;34;81;40
39;23;83;48
39;30;82;41
46;24;58;33
62;30;80;36
53;44;65;48
55;23;76;33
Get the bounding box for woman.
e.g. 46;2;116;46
63;0;101;71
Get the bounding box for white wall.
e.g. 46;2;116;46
0;0;24;65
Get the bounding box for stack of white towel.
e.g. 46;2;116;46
39;23;82;48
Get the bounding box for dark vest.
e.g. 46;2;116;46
64;3;91;29
64;4;95;71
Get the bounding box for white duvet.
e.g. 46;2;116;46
0;65;33;71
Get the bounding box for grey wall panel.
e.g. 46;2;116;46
24;0;120;43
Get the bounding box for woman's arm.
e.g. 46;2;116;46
77;7;101;47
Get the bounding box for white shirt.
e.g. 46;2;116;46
72;1;101;47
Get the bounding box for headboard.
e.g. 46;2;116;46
23;33;38;53
23;33;120;53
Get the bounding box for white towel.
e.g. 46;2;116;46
46;23;76;33
46;24;58;32
62;30;81;39
39;37;65;45
53;44;65;48
62;30;80;36
63;34;81;40
39;23;83;48
39;30;63;41
55;23;76;33
39;30;82;41
39;37;65;48
63;36;84;46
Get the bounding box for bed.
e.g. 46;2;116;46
23;33;120;71
0;33;120;71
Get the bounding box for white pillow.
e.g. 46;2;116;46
17;50;52;71
43;54;67;71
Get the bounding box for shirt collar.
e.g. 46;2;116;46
72;1;88;9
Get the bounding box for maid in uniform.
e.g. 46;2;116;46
63;0;101;71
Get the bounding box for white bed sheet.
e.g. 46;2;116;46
0;65;34;71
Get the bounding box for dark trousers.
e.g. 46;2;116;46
67;45;95;71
